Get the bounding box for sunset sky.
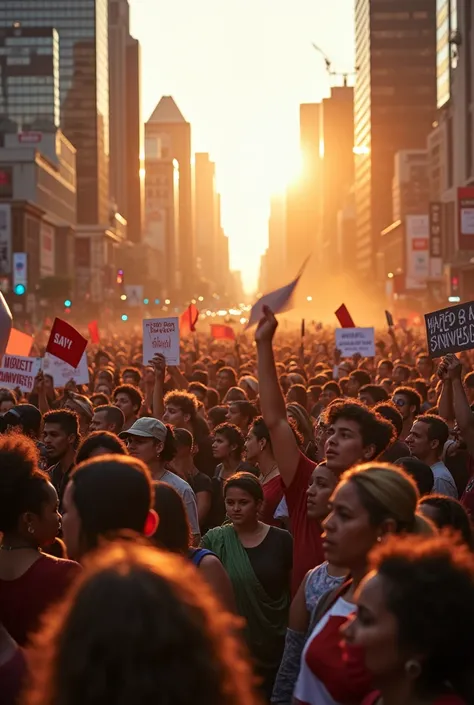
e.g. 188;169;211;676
130;0;355;292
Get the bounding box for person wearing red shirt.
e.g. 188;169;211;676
244;416;284;526
256;307;394;594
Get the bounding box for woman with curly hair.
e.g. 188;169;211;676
345;535;474;705
25;541;260;705
0;434;80;645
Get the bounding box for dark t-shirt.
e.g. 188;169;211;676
0;647;27;705
245;526;293;599
380;439;410;463
188;470;212;495
194;436;217;478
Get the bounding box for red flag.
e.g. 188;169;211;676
180;304;199;337
88;320;100;344
211;324;235;341
335;304;356;328
46;318;88;368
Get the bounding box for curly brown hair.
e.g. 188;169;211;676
25;541;260;705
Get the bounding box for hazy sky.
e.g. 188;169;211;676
129;0;355;292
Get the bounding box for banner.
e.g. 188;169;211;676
425;301;474;356
405;215;429;290
335;328;375;357
143;317;180;365
46;318;88;368
0;354;40;392
42;352;90;387
211;324;235;341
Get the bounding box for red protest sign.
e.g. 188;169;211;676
88;320;100;344
180;304;199;336
335;304;356;328
46;318;87;368
211;324;235;341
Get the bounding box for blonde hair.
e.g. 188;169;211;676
341;462;420;533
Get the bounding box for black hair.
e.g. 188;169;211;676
218;367;237;386
160;425;178;462
413;379;428;402
76;432;128;465
465;371;474;389
93;405;125;433
173;428;194;450
191;369;209;385
164;391;198;422
250;416;272;452
223;387;248;403
370;536;474;702
188;382;208;398
378;358;394;372
349;370;371;387
206;388;220;410
286;384;308;408
393;386;422;416
208;406;228;428
122;367;142;385
394;457;434;497
393;363;411;381
43;409;79;441
70;455;154;557
0;389;16;405
417;414;450;451
228;400;257;424
90;393;110;407
374;402;403;438
224;472;264;503
113;384;144;413
359;384;389;404
94;350;111;366
0;433;50;533
419;494;473;548
325;401;395;457
152;482;190;554
322;381;342;397
213;423;245;460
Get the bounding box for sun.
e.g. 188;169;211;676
265;148;304;196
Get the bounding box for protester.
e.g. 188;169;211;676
169;428;212;530
202;472;292;698
75;431;128;464
25;542;259;705
394;456;434;496
418;494;473;547
113;384;143;431
62;392;93;436
392;386;422;441
244;416;283;525
0;434;80;645
406;415;458;497
226;400;258;435
89;404;125;434
43;410;80;510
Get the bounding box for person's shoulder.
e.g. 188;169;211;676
35;553;81;578
194;471;212;491
268;525;293;547
164;470;193;491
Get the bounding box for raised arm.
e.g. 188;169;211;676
255;307;301;487
149;353;165;419
443;354;474;455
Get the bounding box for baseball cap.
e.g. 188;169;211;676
3;404;42;435
119;417;167;443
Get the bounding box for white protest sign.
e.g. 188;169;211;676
0;354;41;392
143;317;180;365
42;351;90;388
336;327;375;357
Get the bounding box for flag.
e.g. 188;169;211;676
246;259;308;329
301;319;305;338
335;304;356;328
180;304;199;336
385;310;394;328
46;318;88;368
211;324;235;341
88;320;100;344
6;328;33;356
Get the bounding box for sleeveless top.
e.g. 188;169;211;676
188;547;216;566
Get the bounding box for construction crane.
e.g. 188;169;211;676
311;43;357;87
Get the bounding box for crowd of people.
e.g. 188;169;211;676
1;306;474;705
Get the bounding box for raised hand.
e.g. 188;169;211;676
444;353;463;381
149;353;166;380
255;306;278;344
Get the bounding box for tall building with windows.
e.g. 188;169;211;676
0;0;110;226
109;0;142;242
354;0;437;279
0;26;60;133
437;0;458;108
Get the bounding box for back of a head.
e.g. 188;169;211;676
95;405;125;433
342;462;419;533
152;481;190;553
70;455;153;556
173;427;194;451
374;402;403;439
26;542;257;705
76;431;128;465
3;404;42;437
419;494;473;547
395;457;434;497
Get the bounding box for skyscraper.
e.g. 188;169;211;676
354;0;437;278
194;152;218;285
109;0;142;241
0;26;60;133
147;96;194;299
0;0;110;225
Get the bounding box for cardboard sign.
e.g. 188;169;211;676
6;328;33;356
336;328;375;357
425;301;474;356
0;354;40;392
143;317;180;366
335;304;356;328
46;318;87;368
42;352;90;387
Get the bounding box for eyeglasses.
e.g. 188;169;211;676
392;398;407;408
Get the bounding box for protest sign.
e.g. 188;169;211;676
335;304;356;328
425;301;474;356
143;317;180;365
6;328;33;356
336;328;375;357
180;304;199;336
0;354;40;393
246;259;308;328
88;320;100;344
46;318;87;368
42;352;90;387
211;324;235;341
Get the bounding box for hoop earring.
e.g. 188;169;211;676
27;523;35;535
404;659;421;679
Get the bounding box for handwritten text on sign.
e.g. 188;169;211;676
336;328;375;358
0;355;41;392
143;317;180;366
425;301;474;356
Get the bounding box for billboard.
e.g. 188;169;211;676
405;215;429;290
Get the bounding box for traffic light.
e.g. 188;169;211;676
64;299;72;308
116;269;124;285
14;284;25;296
121;314;128;322
143;298;149;305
